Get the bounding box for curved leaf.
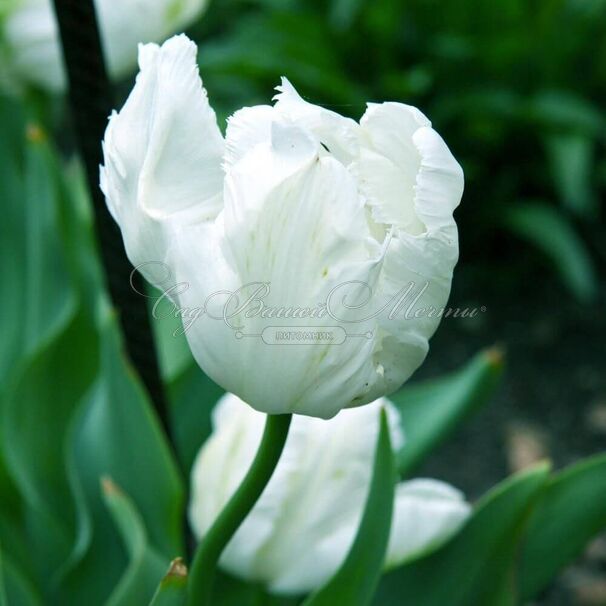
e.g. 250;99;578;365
101;478;168;606
57;316;184;605
149;559;188;606
0;548;42;606
520;453;606;600
373;463;550;606
2;309;98;587
303;407;396;606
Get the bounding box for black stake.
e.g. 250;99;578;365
51;0;171;437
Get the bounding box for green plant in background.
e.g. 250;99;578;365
190;0;605;302
1;108;605;603
1;0;605;604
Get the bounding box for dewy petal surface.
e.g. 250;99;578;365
100;35;224;286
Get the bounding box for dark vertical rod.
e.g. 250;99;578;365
51;0;171;437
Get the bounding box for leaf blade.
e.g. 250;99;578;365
303;407;396;606
520;453;606;600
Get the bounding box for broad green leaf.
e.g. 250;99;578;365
57;316;184;605
0;548;7;606
520;453;606;600
505;202;597;303
373;464;551;606
168;365;224;473
390;348;504;476
101;478;168;606
0;115;101;593
0;456;24;573
19;126;76;360
0;122;75;385
149;559;188;606
0;548;42;606
303;407;396;606
1;309;98;587
0;102;26;385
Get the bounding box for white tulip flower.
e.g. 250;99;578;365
0;0;208;92
189;393;470;596
100;35;464;419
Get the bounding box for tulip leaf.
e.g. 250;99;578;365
303;407;396;606
390;348;504;476
101;477;168;606
0;548;42;606
505;202;597;303
0;119;76;384
17;125;76;362
56;316;184;604
149;559;188;606
1;309;98;584
0;104;26;386
0;110;102;590
519;453;606;600
372;463;550;606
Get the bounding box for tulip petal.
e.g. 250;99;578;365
174;114;385;418
189;396;406;595
386;479;471;569
351;102;463;403
224;105;275;168
274;78;361;166
100;35;224;284
356;102;463;235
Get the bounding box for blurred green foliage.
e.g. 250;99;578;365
185;0;605;300
1;0;606;604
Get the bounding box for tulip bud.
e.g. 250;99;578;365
101;35;464;418
189;393;470;596
0;0;209;92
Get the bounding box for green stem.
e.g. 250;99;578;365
187;413;292;606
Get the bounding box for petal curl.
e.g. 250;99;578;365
274;78;361;166
100;35;224;285
352;102;463;402
356;102;463;235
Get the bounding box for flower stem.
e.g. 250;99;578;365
187;413;292;606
